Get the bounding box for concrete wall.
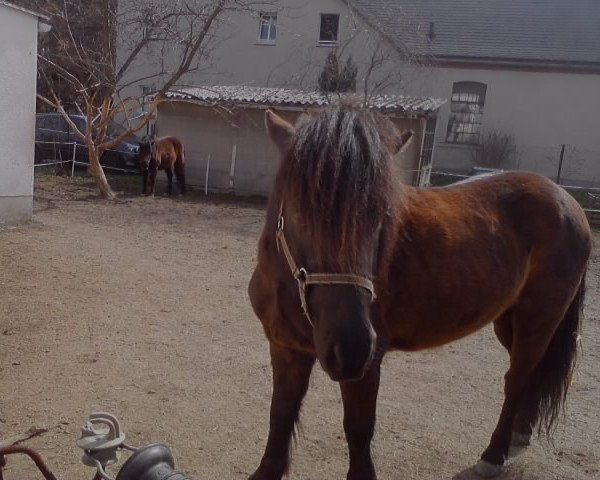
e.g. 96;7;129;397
0;4;38;223
156;102;424;196
408;65;600;186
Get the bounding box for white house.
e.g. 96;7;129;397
121;0;600;187
0;1;47;224
348;0;600;186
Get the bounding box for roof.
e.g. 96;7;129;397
348;0;600;69
164;86;444;115
0;1;49;20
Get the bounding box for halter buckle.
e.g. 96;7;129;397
294;267;307;283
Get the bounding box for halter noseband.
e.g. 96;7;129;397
275;205;376;326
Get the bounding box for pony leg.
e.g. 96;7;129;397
165;167;173;195
477;287;581;477
175;162;186;195
511;394;537;446
249;343;315;480
142;171;148;195
475;346;534;477
148;166;158;196
340;357;382;480
513;278;584;448
493;312;532;447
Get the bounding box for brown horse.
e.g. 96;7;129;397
138;136;186;195
248;107;592;479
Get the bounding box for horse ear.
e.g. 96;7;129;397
265;109;295;154
388;130;414;155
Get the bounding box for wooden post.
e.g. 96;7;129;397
205;154;211;196
71;142;76;177
229;144;237;192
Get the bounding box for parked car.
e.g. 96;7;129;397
35;113;141;170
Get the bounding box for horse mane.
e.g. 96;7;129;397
277;106;399;270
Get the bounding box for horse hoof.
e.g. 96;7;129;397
511;431;531;447
508;444;527;459
472;460;504;477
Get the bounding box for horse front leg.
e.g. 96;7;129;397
249;343;315;480
340;357;382;480
148;166;158;196
142;170;148;195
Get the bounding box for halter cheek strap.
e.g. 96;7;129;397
275;206;376;326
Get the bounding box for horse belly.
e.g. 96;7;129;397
385;280;520;352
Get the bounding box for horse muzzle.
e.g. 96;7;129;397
317;318;377;382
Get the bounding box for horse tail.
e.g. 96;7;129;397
531;273;585;436
177;138;185;165
174;139;186;194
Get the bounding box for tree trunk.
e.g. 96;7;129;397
87;144;115;200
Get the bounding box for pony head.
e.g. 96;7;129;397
265;108;412;381
138;136;156;172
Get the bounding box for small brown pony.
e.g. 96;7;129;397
138;136;186;195
248;107;592;479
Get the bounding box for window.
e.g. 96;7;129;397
258;12;277;43
446;81;487;144
319;14;339;44
139;85;155;112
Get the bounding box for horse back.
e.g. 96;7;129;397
155;136;185;168
382;171;592;350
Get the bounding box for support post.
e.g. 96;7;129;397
71;142;76;177
205;154;211;196
229;144;237;192
556;143;565;184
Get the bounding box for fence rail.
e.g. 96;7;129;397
34;140;139;176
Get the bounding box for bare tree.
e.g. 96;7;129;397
34;0;269;199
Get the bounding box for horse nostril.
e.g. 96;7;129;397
326;343;344;378
333;343;344;371
324;331;376;381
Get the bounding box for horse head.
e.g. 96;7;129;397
138;135;156;172
265;108;412;381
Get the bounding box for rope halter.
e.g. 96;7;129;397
275;205;376;326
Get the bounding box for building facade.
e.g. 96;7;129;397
0;1;46;223
120;0;600;186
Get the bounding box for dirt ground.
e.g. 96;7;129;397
1;175;599;480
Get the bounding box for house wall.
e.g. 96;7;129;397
118;0;413;99
120;0;600;187
410;65;600;186
156;102;423;196
0;4;38;223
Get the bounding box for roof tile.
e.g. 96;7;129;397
348;0;600;66
165;86;444;114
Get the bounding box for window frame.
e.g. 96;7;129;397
257;12;277;44
446;81;487;145
318;13;340;46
